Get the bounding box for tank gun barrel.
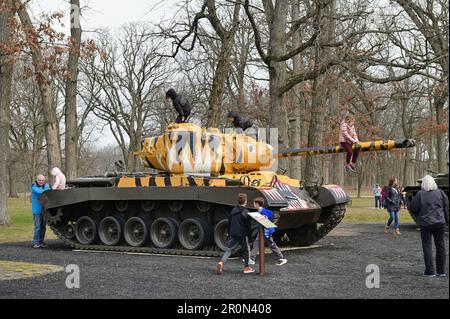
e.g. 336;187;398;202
277;139;416;158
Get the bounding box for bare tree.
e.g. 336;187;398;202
16;0;62;177
64;0;82;178
0;0;14;226
80;25;169;171
394;0;449;172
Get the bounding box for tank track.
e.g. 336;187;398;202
286;204;346;246
48;204;346;257
49;223;222;257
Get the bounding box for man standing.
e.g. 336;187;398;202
215;193;254;274
166;88;191;124
31;174;50;248
373;184;382;209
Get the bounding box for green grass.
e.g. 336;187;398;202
0;193;414;243
344;196;414;223
0;196;56;243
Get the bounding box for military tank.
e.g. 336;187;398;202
404;169;449;222
39;123;415;256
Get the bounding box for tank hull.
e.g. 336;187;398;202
39;174;350;256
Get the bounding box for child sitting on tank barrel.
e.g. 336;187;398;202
249;197;287;266
339;115;360;173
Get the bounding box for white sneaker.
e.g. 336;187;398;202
276;259;287;266
248;259;255;265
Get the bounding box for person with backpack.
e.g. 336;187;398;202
410;175;449;277
166;88;191;123
249;197;287;266
215;193;254;274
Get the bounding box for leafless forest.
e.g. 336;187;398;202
0;0;448;225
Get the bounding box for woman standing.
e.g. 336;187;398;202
384;177;402;235
410;175;449;277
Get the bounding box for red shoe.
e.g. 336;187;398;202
215;261;224;274
243;267;255;274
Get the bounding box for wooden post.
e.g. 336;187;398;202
258;225;265;276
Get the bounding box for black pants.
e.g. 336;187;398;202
420;224;447;275
175;109;191;123
221;236;250;267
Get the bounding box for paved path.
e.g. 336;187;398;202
0;223;448;299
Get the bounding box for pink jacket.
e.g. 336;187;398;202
51;167;66;190
339;120;359;144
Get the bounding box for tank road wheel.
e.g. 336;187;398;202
140;200;155;213
124;217;152;247
196;201;211;213
99;216;124;246
75;216;98;245
178;218;211;250
150;217;178;248
90;201;103;213
213;219;238;252
63;223;76;240
168;201;183;213
115;201;129;213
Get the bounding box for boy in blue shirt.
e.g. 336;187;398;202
31;174;50;248
249;197;287;266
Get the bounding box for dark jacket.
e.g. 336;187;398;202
410;189;449;227
384;186;401;211
166;89;191;116
227;205;252;238
228;112;252;131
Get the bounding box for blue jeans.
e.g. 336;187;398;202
386;210;399;229
375;196;381;208
32;214;46;245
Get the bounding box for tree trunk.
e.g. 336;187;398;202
304;74;325;183
64;0;82;178
17;2;62;180
8;164;18;198
0;1;14;226
205;1;240;127
267;1;290;173
304;0;334;185
206;35;235;127
435;94;448;172
288;0;302;181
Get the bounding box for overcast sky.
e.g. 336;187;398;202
31;0;177;33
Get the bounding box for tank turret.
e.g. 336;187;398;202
137;123;415;175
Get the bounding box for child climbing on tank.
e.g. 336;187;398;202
339;115;360;173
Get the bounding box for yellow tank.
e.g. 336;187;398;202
39;122;416;256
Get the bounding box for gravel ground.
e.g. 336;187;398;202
0;223;448;299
